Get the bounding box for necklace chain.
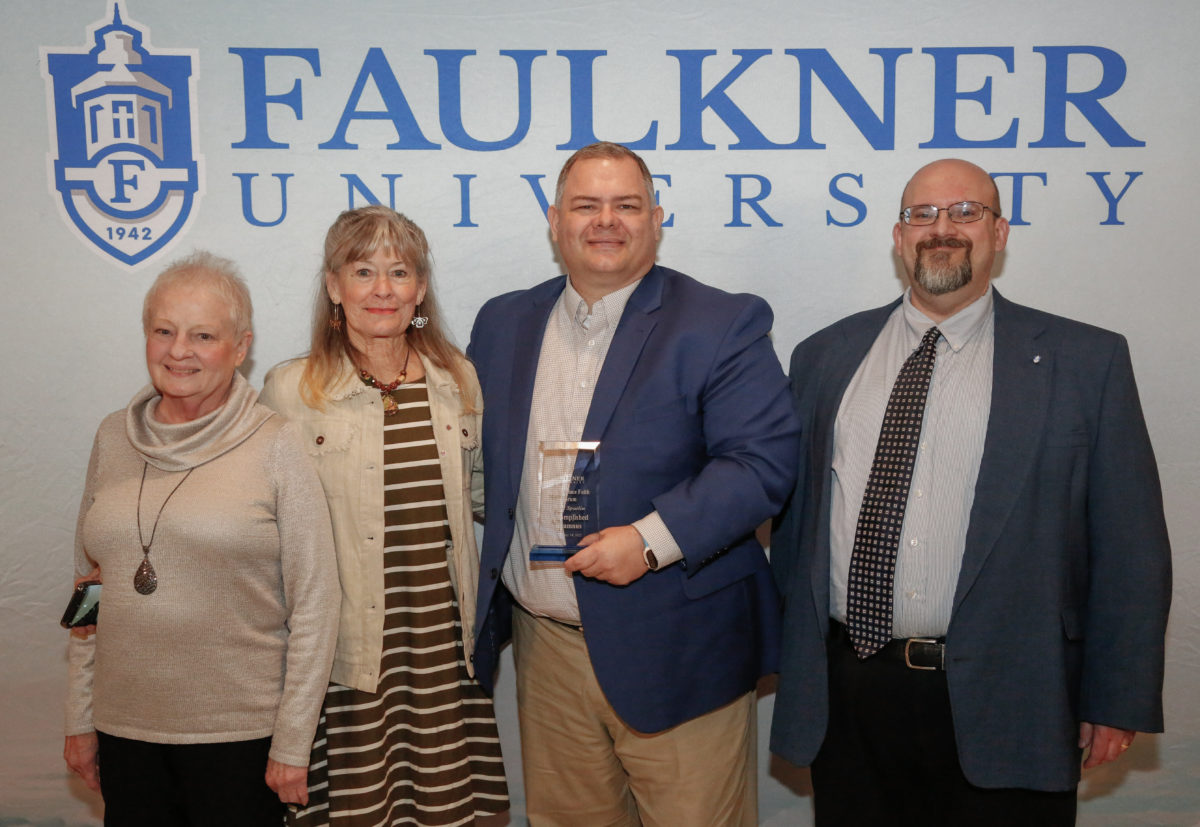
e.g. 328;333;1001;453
134;462;194;595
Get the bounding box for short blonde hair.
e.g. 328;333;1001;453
142;250;253;336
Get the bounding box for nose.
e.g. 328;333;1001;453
372;272;394;296
931;208;958;228
168;333;191;359
594;204;617;226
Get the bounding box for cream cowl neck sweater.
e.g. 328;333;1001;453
65;373;340;767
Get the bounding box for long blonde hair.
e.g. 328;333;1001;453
299;206;474;411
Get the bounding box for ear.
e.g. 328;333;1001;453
547;204;560;243
417;279;428;307
324;270;341;305
892;221;904;256
992;216;1010;252
652;203;664;241
234;330;253;368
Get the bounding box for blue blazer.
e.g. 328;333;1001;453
769;290;1171;791
468;265;800;734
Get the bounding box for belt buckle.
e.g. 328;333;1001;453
904;637;942;671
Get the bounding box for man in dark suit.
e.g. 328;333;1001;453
770;158;1171;826
468;142;799;826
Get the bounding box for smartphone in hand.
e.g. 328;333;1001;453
61;580;101;629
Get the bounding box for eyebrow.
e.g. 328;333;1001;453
569;194;645;205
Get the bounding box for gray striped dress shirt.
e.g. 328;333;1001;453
830;288;994;638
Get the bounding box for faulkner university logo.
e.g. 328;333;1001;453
42;3;202;268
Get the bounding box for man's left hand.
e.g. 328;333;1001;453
565;525;648;586
1079;722;1137;769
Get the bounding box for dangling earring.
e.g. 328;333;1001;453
329;304;343;331
410;304;428;329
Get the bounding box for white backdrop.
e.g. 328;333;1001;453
2;1;1197;824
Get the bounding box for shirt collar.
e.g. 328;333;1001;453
560;276;642;332
902;285;993;353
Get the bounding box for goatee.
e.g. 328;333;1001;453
914;237;972;295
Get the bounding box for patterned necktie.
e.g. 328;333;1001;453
846;325;941;659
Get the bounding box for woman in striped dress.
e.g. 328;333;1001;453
261;206;509;826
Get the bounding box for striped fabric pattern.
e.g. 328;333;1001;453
292;383;508;826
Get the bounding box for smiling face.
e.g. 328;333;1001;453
326;247;426;352
145;283;252;423
893;159;1009;319
547;156;663;302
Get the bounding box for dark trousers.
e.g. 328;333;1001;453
96;731;282;827
811;622;1077;827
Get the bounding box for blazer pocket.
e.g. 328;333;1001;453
302;419;357;456
458;416;479;451
631;395;691;425
681;543;761;599
1061;606;1084;641
1044;427;1089;449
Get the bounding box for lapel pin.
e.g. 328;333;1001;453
1032;354;1042;364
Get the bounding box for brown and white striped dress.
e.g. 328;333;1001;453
291;383;509;826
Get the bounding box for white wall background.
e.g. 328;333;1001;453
2;1;1196;823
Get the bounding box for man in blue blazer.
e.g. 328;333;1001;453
770;158;1171;825
468;142;799;825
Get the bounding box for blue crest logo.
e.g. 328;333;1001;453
42;3;203;268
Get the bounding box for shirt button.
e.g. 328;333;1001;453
315;435;325;445
915;489;923;498
909;538;919;547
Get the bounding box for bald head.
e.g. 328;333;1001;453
901;159;1002;216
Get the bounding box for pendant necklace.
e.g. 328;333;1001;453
359;344;411;416
134;462;194;595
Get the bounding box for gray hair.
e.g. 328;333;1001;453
142;250;253;336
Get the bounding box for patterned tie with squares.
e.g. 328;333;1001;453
846;325;941;659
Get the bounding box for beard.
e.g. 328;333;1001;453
913;237;972;295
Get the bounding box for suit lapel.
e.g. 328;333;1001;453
954;291;1051;613
506;280;562;498
580;268;663;442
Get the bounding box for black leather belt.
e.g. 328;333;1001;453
830;619;946;671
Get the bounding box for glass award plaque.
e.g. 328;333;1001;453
529;440;599;563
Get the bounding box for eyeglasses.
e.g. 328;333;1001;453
899;201;998;226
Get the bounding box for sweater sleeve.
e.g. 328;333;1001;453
64;425;105;736
266;421;340;766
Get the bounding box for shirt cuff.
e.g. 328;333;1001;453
632;512;684;568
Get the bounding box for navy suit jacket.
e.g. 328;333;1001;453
468;265;800;734
769;290;1171;791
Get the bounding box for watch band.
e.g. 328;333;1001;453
642;540;659;571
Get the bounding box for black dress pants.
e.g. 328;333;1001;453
96;731;283;827
811;623;1077;827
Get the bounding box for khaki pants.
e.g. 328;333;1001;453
512;606;758;827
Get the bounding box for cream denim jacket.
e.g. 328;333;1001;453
261;352;484;692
